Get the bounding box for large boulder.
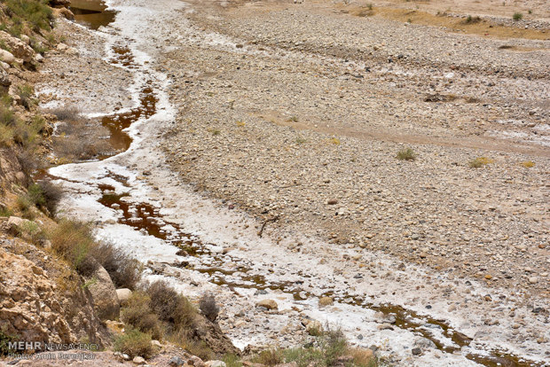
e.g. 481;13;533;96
0;49;15;64
116;288;133;305
0;31;35;62
86;264;120;320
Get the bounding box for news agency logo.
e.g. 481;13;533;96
8;341;99;352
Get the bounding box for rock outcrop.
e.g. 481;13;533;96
0;237;108;349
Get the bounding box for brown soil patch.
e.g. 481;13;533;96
349;6;550;40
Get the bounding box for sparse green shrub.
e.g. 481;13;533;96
0;103;16;128
0;206;13;217
0;329;17;356
35;180;63;216
17;84;36;110
520;161;535;168
469;156;493;168
322;328;348;366
396;148;416;161
16;194;34;219
223;354;243;367
199;293;219;322
49;105;81;122
463;15;481;24
183;339;214;361
120;292;163;340
255;349;282;366
4;0;53;33
16;219;45;243
12;115;45;148
349;348;378;367
288;116;298;122
121;281;198;342
146;280;197;333
30;37;48;54
513;12;523;21
48;219;98;276
113;328;155;359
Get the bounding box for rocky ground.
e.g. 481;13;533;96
160;0;550;297
31;0;550;365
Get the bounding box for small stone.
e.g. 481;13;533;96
169;356;185;367
529;277;539;284
116;288;133;305
205;361;226;367
133;356;146;365
151;340;162;348
327;199;338;205
256;299;278;310
412;347;422;356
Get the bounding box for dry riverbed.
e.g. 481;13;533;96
37;0;550;366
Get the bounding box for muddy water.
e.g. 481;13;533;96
96;184;541;367
70;0;116;30
44;1;544;367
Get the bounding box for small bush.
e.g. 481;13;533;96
199;293;219;322
92;242;142;290
48;220;98;276
35;180;63;216
350;348;377;367
0;206;13;217
15;220;45;244
328;137;340;145
463;15;481;24
114;328;155;359
16;194;34;219
120;292;163;340
184;339;214;361
255;349;282;366
322;328;347;366
513;12;523;21
469;156;493;168
0;104;16;127
146;280;196;333
396;148;416;161
223;354;243;367
17;84;36;110
0;329;17;356
49;105;81;122
520;161;535;168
